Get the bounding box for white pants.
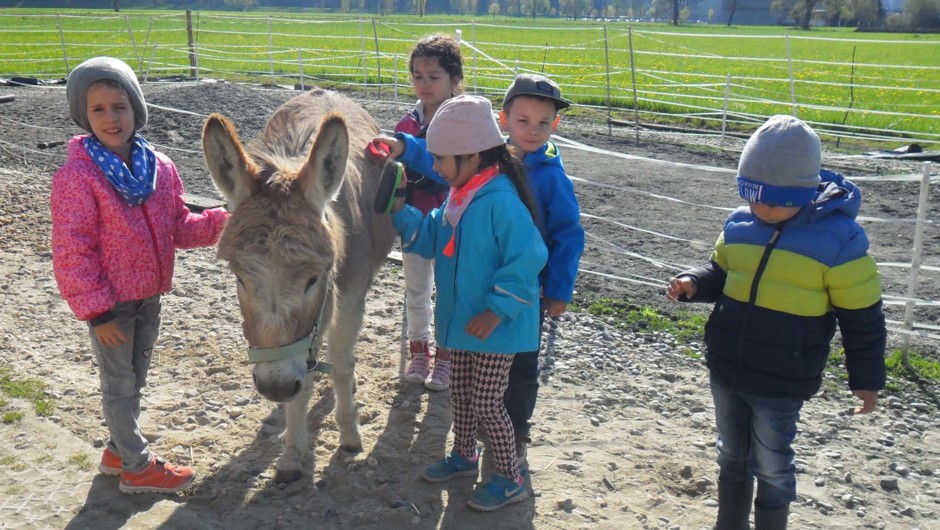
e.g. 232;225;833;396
402;250;434;343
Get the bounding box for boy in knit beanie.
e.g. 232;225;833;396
665;115;886;530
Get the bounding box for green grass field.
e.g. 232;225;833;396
1;8;937;141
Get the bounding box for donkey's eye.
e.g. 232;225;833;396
235;275;246;288
305;277;319;292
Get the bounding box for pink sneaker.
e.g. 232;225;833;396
404;341;430;383
425;358;451;391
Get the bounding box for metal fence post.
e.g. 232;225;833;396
901;163;932;362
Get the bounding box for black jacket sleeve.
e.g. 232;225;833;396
835;300;887;391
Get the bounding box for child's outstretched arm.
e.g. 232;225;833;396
666;277;698;301
368;135;405;159
667;261;726;303
168;161;229;249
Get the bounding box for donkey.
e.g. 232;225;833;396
202;89;396;483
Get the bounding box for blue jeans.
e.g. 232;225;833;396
88;295;162;473
710;374;802;509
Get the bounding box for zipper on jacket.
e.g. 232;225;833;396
731;223;784;390
140;203;164;286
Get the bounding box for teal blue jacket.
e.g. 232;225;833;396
392;174;547;354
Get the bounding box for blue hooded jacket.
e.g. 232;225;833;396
523;141;585;302
392;174;547;354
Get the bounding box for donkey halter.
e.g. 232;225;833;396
244;277;334;374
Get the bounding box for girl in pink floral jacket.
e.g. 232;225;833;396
50;57;228;495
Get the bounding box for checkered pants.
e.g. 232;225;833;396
451;350;519;479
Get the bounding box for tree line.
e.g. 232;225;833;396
5;0;938;29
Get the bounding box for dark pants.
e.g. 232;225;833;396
504;310;545;439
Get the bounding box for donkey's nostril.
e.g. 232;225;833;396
292;379;302;398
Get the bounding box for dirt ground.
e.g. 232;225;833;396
0;81;937;530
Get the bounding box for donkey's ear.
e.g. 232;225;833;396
202;114;260;211
298;114;349;217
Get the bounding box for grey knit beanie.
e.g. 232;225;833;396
427;95;505;156
66;57;147;133
736;115;821;207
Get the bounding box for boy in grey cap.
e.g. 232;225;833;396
666;115;886;529
498;73;585;469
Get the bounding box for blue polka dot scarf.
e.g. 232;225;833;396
82;134;157;206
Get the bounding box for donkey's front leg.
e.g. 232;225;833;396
327;301;365;452
274;372;314;483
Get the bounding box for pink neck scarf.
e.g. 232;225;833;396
442;163;500;257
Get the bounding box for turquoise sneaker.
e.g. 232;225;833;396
467;474;527;512
421;450;480;483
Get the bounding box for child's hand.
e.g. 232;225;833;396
666;277;697;301
465;310;501;341
94;321;127;347
544;298;567;318
852;390;878;414
368;136;404;159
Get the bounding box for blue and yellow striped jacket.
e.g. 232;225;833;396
678;170;886;400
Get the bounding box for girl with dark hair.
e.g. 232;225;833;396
369;33;464;391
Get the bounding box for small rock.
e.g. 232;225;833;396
879;476;899;490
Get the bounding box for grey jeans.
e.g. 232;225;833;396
87;294;161;473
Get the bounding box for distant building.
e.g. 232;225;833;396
717;0;786;26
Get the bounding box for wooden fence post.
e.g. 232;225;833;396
144;44;157;83
298;49;305;91
786;32;796;116
268;16;275;84
359;18;367;85
472;22;478;94
721;74;731;140
628;26;639;146
125;15;141;71
185;10;197;79
604;25;612;137
56;14;70;75
372;18;382;97
393;54;399;106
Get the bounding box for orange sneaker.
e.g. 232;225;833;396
119;457;196;494
98;447;122;476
